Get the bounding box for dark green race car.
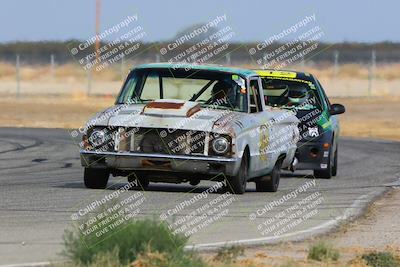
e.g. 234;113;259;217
256;70;345;178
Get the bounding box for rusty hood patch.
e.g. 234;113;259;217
142;99;201;117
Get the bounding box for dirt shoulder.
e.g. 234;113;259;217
333;97;400;141
202;187;400;266
0;94;113;129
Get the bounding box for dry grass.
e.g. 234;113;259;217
0;62;124;82
332;97;400;141
212;243;400;267
0;94;113;129
0;62;15;78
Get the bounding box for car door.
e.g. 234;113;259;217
247;77;274;177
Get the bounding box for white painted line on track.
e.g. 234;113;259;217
186;191;378;250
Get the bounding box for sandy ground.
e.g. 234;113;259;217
332;187;400;249
334;97;400;141
0;94;114;129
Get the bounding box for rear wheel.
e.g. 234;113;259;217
227;153;248;194
256;159;282;192
84;168;110;189
137;177;149;189
189;179;200;186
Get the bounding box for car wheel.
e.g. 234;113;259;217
227;153;248;194
332;148;338;176
313;147;333;179
137;177;149;189
189;179;200;186
256;159;282;192
84;168;110;189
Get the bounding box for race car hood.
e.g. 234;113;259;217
85;100;248;134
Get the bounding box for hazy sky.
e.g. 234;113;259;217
0;0;398;43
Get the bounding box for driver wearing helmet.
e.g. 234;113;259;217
287;86;309;106
211;81;232;107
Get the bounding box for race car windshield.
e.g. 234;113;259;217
261;78;322;110
116;69;248;112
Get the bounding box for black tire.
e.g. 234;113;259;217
332;148;338;176
313;147;333;179
137;177;149;189
84;168;110;189
256;159;282;192
227;152;248;194
189;179;200;186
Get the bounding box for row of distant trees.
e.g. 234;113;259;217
1;41;399;65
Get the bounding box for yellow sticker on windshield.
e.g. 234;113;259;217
256;70;297;78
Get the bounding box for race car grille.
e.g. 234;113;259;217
114;127;206;155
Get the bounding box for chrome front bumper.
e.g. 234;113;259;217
80;150;239;176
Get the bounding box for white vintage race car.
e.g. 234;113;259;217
79;63;299;194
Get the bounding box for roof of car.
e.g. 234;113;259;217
255;69;315;82
135;63;258;78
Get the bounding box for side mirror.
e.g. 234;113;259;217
329;103;345;115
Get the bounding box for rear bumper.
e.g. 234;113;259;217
80;150;239;176
295;141;331;171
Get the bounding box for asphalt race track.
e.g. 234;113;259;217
0;127;399;265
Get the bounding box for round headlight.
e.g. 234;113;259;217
212;136;229;154
89;130;106;147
